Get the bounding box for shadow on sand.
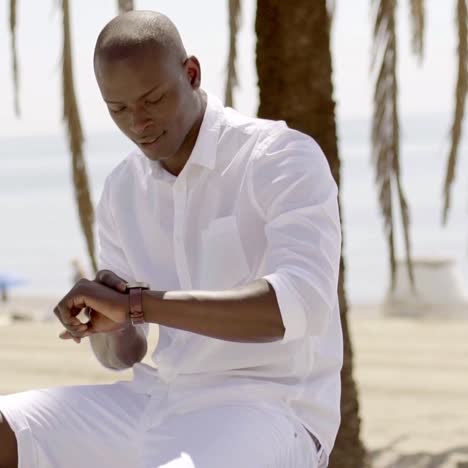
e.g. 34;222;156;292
368;436;468;468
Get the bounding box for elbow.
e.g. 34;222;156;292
93;333;148;371
112;337;148;369
264;271;334;342
253;322;286;344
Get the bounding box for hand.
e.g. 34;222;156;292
55;270;129;343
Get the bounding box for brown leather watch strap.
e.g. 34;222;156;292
128;287;146;326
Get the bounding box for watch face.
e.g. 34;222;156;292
125;282;150;290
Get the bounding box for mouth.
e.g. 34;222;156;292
137;131;165;147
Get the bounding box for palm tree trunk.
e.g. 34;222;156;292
255;2;368;467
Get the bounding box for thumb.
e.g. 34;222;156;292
94;269;127;292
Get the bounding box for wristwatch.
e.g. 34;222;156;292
125;282;150;326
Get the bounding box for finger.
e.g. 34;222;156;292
59;330;72;339
82;319;97;335
59;330;81;343
95;269;127;292
73;319;96;337
54;305;83;330
56;295;92;339
60;328;93;340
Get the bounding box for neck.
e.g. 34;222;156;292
161;90;207;176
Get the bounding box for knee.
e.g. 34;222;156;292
0;412;18;468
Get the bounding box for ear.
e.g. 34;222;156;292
184;56;202;89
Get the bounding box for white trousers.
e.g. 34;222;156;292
0;381;320;468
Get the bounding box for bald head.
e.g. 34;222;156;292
94;10;187;68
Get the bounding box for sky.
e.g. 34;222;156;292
0;0;461;138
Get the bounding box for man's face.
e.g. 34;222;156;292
95;48;197;162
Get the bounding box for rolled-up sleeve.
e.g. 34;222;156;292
250;128;341;343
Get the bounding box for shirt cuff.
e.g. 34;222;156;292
263;272;308;343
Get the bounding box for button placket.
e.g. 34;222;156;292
173;180;192;289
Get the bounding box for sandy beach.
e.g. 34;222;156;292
0;301;467;468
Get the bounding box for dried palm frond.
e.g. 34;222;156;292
9;0;20;115
442;0;467;225
225;0;241;107
117;0;134;14
371;0;414;289
409;0;425;60
327;0;336;30
62;0;97;273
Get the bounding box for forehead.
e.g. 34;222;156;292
95;46;179;101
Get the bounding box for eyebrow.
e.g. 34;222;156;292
104;84;161;104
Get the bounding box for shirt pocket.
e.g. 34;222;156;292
200;215;250;290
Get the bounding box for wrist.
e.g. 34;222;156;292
117;291;130;324
109;319;133;335
140;289;167;325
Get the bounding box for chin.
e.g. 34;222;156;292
137;143;162;159
143;153;163;162
141;148;170;162
133;131;171;161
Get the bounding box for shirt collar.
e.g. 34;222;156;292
185;92;224;171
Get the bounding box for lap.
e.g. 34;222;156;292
142;401;318;468
0;384;317;468
0;381;148;468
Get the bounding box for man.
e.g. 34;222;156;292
0;10;342;468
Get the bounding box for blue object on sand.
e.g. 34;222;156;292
0;272;27;288
0;272;28;302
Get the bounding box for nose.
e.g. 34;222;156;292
129;107;153;135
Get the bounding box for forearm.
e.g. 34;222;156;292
89;322;147;370
141;279;285;343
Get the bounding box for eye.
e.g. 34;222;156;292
109;106;127;114
145;95;163;106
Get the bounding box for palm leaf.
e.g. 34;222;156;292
225;0;241;107
371;0;414;289
327;0;336;29
442;0;467;224
62;0;97;273
409;0;425;60
9;0;20;115
117;0;134;14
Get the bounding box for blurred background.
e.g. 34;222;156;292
1;0;467;304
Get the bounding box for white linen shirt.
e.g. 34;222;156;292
96;93;343;460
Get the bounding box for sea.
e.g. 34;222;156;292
1;114;467;307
